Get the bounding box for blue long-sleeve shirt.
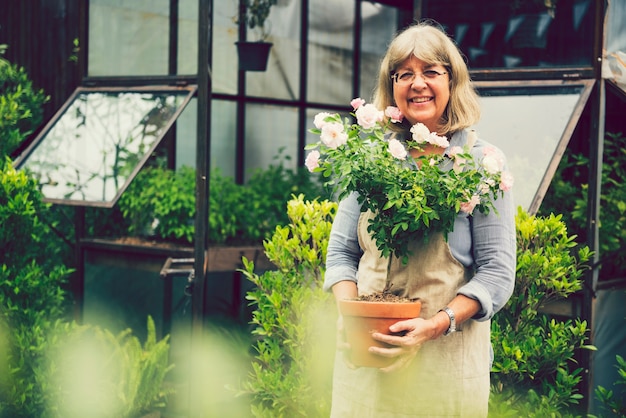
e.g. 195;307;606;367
323;130;517;321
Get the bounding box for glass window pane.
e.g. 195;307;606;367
88;0;170;76
602;0;626;93
212;1;239;94
178;0;199;75
473;83;592;211
175;99;237;179
307;0;355;104
244;104;297;181
16;87;196;206
360;3;398;100
175;98;197;170
210;100;238;177
424;0;594;69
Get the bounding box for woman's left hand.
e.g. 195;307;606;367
369;317;436;373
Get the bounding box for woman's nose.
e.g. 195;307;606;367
410;74;427;88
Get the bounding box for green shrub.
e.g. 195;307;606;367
118;164;195;242
489;207;594;417
592;354;626;417
0;313;173;418
0;54;72;418
0;264;72;418
0;53;174;417
238;195;337;417
540;131;626;281
49;316;174;418
117;159;329;245
571;132;626;280
0;161;73;418
0;158;62;268
0;56;49;158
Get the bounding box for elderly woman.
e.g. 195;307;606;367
324;21;516;417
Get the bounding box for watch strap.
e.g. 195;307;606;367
440;306;456;336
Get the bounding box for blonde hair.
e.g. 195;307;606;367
373;21;480;136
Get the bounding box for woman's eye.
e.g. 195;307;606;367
423;70;439;78
399;72;414;80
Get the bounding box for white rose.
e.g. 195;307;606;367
355;104;384;129
482;154;502;174
313;112;333;129
410;123;431;143
320;122;348;149
388;139;407;160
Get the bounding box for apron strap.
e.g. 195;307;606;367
466;129;478;149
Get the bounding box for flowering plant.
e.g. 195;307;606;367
305;98;513;264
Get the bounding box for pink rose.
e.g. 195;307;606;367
313;112;333;129
355;103;384;129
320;122;348;149
350;97;365;110
499;171;514;191
305;150;320;172
385;106;404;123
388;139;407;160
448;146;463;157
460;195;481;214
483;146;498;156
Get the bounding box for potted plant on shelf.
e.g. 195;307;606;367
234;0;277;71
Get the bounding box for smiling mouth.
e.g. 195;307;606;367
410;97;432;103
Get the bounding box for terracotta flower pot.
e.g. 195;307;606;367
338;298;422;368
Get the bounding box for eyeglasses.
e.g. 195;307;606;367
391;69;448;85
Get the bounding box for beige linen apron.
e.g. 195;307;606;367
330;210;491;418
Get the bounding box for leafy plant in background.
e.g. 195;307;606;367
95;315;173;418
117;155;329;246
570;132;626;280
238;195;337;417
0;53;49;158
235;0;278;42
0;53;72;417
538;132;626;416
0;160;73;417
540;131;626;281
50;316;174;418
489;208;593;417
0;54;173;418
592;354;626;417
0;267;72;418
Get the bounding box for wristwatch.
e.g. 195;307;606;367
440;306;456;336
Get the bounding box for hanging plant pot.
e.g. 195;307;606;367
235;41;273;71
338;297;422;368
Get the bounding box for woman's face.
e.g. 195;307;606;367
391;56;450;134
